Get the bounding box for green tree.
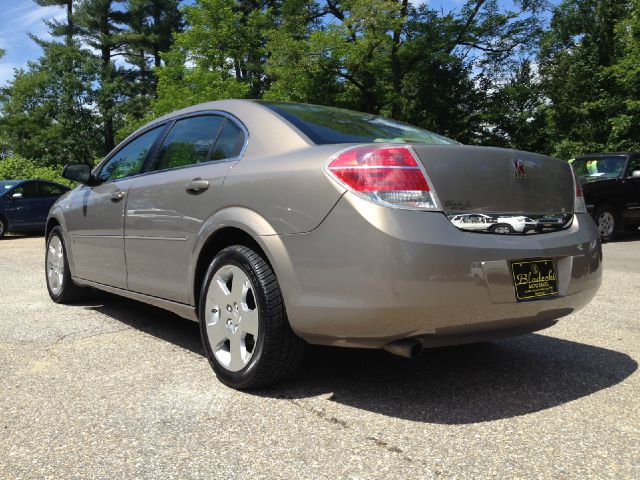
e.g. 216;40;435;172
0;42;101;166
539;0;634;158
151;0;271;116
265;0;547;142
34;0;75;44
76;0;128;153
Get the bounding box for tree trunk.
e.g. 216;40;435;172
390;0;408;118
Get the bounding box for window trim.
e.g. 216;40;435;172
140;111;249;176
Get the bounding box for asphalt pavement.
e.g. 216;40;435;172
0;234;638;479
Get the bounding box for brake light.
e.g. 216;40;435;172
326;146;440;210
571;166;587;213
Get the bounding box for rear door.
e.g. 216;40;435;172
623;155;640;223
64;125;166;288
4;182;40;228
124;114;246;303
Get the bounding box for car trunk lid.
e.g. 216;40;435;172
411;145;575;233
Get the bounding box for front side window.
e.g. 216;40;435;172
98;126;164;182
39;182;65;198
11;182;38;199
152;116;225;171
626;156;640;176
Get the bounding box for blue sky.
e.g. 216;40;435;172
0;0;547;87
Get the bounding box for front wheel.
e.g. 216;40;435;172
0;216;6;238
199;245;305;389
594;205;618;242
46;226;88;303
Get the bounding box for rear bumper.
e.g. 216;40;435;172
263;193;602;348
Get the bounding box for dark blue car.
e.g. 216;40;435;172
0;179;70;238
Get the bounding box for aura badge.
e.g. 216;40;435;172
514;159;527;179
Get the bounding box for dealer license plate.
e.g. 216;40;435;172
511;259;559;301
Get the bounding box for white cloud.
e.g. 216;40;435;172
0;0;67;86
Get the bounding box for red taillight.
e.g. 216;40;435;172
326;146;440;210
571;165;587;213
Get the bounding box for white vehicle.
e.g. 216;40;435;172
497;216;537;233
450;213;496;231
450;213;537;233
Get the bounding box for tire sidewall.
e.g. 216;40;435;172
594;205;618;241
45;226;70;302
0;216;6;238
199;247;269;388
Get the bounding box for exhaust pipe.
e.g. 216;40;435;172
383;340;423;359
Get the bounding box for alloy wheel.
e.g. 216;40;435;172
46;235;65;296
204;265;259;372
597;211;615;238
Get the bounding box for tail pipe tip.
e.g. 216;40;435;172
383;339;424;359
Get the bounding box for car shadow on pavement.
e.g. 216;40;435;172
82;291;637;425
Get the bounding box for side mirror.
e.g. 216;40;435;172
631;170;640;178
10;192;23;200
62;163;96;185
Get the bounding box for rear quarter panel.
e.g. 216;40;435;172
221;145;347;234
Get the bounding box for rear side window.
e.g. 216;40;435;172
98;126;164;182
260;101;456;145
211;120;245;160
39;183;65;198
152;116;225;171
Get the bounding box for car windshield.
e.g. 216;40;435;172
570;156;626;180
0;180;21;192
260;101;458;145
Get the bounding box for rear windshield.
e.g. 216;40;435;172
260;102;457;145
0;180;21;191
571;156;627;180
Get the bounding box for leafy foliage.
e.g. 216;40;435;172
0;156;73;186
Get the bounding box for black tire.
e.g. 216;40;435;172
593;205;618;242
199;245;305;389
0;215;7;238
489;223;514;234
45;226;88;303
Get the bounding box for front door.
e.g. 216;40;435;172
124;115;246;303
623;155;640;224
65;125;165;288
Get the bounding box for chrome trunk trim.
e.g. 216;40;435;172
447;213;574;235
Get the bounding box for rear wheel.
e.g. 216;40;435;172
199;245;305;389
46;226;88;303
594;205;618;242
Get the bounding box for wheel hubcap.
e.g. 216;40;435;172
597;212;615;237
204;265;259;372
46;236;65;295
495;226;510;234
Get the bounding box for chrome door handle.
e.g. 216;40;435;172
186;179;210;195
110;191;126;202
